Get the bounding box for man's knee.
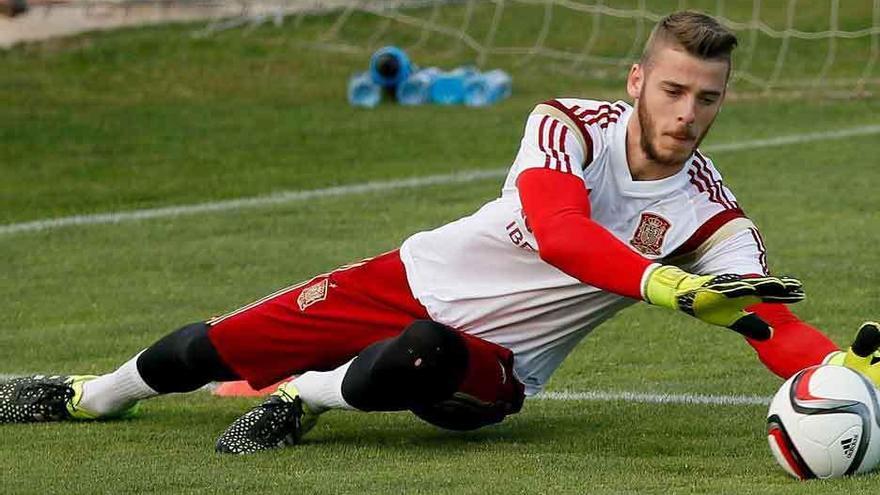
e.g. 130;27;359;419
412;332;525;431
137;322;238;393
341;320;469;411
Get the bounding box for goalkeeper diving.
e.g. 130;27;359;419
1;10;876;454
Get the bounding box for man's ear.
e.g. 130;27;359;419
626;63;643;100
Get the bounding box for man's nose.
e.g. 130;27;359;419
678;98;696;125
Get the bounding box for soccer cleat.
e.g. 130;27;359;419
215;382;319;454
0;374;137;423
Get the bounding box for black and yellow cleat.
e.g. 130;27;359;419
0;374;137;423
215;383;319;454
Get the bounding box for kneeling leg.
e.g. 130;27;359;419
411;331;525;431
340;320;469;411
310;320;525;430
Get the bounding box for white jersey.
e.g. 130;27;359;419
399;98;768;395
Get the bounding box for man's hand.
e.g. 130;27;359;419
643;265;806;340
832;322;880;387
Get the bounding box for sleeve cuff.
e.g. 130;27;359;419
640;263;664;302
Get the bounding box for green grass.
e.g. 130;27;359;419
1;4;880;494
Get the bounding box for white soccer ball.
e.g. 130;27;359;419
766;364;880;479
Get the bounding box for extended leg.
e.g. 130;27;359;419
0;321;239;423
77;321;239;416
136;322;239;393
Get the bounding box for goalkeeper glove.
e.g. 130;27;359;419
643;265;806;340
826;322;880;387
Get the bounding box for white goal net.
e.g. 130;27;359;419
7;0;880;97
200;0;880;98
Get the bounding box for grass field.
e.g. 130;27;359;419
1;3;880;493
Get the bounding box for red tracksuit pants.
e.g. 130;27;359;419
206;250;524;418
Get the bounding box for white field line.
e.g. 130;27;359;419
0;169;506;237
707;123;880;152
2;124;878;238
0;373;770;406
535;390;770;406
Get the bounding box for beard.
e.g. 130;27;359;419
637;88;710;167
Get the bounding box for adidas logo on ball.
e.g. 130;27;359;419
842;435;859;459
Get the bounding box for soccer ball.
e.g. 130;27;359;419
766;364;880;479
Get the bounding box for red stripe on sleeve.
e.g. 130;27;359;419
687;169;705;192
547;119;561;171
559;125;571;173
578;104;621;119
541;100;594;165
586;112;620;128
537;115;550;169
694;152;739;210
537;115;547;152
748;228;769;274
692;161;723;207
695;155;736;210
517;168;653;299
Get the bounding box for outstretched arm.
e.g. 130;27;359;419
674;222;840;377
519;152;865;382
746;304;880;388
517;167;804;340
744;302;839;378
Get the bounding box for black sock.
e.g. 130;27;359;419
136;322;239;393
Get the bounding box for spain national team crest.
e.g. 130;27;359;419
629;212;671;256
297;279;328;312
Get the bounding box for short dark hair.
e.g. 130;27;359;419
642;11;738;67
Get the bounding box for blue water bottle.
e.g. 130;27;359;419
464;69;512;107
430;66;478;105
347;71;382;108
369;46;413;90
395;67;440;106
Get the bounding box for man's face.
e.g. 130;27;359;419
627;44;729;166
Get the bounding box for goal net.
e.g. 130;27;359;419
7;0;878;98
198;0;880;98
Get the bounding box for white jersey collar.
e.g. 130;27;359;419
609;103;692;198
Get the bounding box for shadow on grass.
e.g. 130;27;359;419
0;392;759;461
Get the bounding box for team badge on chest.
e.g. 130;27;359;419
629;212;671;256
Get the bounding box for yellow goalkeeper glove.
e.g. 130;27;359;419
826;322;880;387
643;265;806;340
